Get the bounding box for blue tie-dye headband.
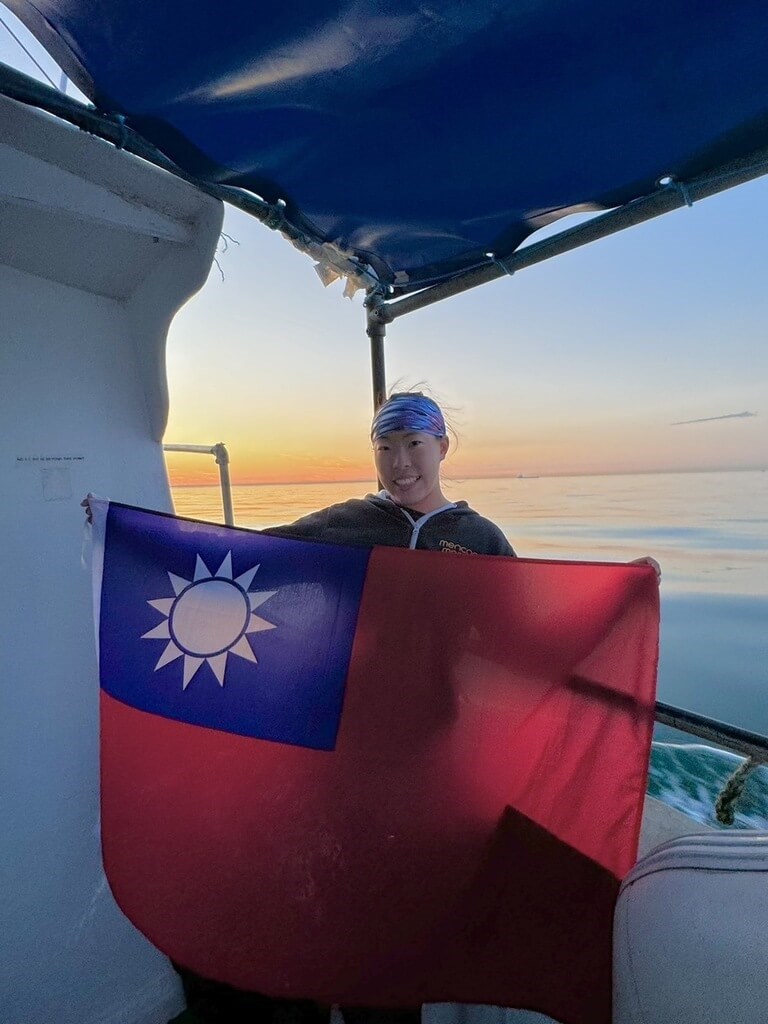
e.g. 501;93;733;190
371;394;446;440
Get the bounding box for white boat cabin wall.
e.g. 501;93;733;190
0;93;222;1024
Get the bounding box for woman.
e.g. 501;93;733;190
264;391;515;556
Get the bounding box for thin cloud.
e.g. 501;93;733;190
670;411;757;426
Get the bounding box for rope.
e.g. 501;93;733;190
110;113;128;149
715;756;758;825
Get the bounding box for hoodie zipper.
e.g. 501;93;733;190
378;492;458;549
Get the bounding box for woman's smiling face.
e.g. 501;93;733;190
373;430;449;513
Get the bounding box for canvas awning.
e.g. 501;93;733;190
6;1;768;297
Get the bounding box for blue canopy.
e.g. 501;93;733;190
7;0;768;294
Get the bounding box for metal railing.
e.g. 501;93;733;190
163;442;234;526
655;701;768;764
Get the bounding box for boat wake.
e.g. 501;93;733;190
649;742;768;830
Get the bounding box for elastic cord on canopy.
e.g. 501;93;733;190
658;175;693;208
486;251;515;276
672;180;693;208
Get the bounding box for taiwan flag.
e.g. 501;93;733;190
90;501;659;1024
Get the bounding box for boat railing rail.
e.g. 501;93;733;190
163;442;234;526
655;701;768;764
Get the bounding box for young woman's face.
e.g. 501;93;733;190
373;431;449;512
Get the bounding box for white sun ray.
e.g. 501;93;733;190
142;550;278;688
183;656;206;689
235;564;259;590
230;635;257;662
249;590;275;611
168;572;191;596
141;621;171;640
207;653;229;686
155;642;183;671
215;552;232;578
247;612;277;633
194;554;212;581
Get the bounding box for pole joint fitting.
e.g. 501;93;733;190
364;286;394;328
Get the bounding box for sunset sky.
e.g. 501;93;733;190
3;12;767;487
163;187;767;486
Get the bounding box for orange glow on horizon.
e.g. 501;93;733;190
165;439;767;488
164;391;766;488
166;462;376;487
164;446;376;488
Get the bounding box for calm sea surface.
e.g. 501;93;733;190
172;470;768;737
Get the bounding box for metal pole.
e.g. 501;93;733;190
366;301;387;411
371;148;768;325
365;299;387;491
212;443;235;526
163;444;221;454
163;442;234;525
655;700;768;763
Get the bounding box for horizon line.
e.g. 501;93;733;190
169;464;767;488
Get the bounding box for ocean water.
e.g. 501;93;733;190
172;470;768;831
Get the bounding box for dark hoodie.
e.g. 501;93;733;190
265;492;515;556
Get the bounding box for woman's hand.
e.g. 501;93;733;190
81;494;94;524
629;555;661;582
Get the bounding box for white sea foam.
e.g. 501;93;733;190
649;742;768;830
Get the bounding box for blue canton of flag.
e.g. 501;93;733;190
99;504;370;750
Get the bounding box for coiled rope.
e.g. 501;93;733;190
715;757;759;826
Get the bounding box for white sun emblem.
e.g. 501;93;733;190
141;551;277;689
